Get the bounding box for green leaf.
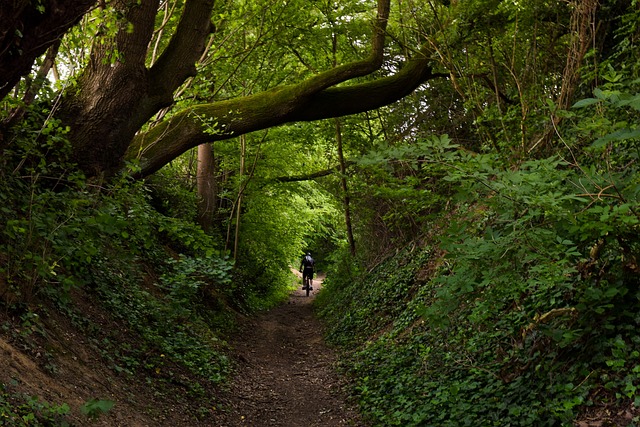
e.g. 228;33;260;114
592;128;640;148
593;87;606;99
80;399;114;420
572;98;600;108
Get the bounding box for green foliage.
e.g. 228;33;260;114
158;255;232;317
83;215;232;386
345;135;458;260
0;382;71;426
319;82;640;424
571;84;640;148
157;216;225;257
80;399;114;421
319;244;433;347
146;167;200;222
0;144;235;415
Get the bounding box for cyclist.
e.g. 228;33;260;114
299;252;315;290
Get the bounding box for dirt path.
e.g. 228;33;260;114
213;277;366;426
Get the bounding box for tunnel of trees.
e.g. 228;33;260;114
2;0;640;425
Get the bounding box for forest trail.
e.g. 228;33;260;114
212;275;365;426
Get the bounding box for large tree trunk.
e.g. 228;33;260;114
64;0;439;179
58;0;215;176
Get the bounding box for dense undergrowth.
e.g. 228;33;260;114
0;151;294;424
317;90;640;426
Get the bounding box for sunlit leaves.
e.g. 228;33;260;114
58;5;126;78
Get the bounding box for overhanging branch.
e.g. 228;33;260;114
295;0;390;96
128;49;441;177
272;161;356;184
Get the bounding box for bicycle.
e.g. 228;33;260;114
302;273;313;297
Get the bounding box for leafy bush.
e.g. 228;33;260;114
80;399;114;421
319;118;640;425
1;150;236;411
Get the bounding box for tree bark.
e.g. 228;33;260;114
335;119;356;257
196;143;218;233
58;0;215;176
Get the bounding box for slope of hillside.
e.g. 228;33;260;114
0;272;364;426
0;286;222;426
316;240;640;426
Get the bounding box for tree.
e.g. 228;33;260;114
196;143;217;232
1;0;438;179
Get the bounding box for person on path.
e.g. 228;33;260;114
299;252;315;290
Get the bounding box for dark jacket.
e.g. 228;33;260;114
300;255;314;272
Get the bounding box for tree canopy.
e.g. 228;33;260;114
0;0;440;178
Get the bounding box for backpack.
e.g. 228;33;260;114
303;255;314;268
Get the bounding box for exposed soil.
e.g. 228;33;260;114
0;274;365;426
211;274;366;426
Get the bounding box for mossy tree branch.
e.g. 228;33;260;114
270;161;356;184
129;46;440;177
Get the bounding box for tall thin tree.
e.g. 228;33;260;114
196;143;218;233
